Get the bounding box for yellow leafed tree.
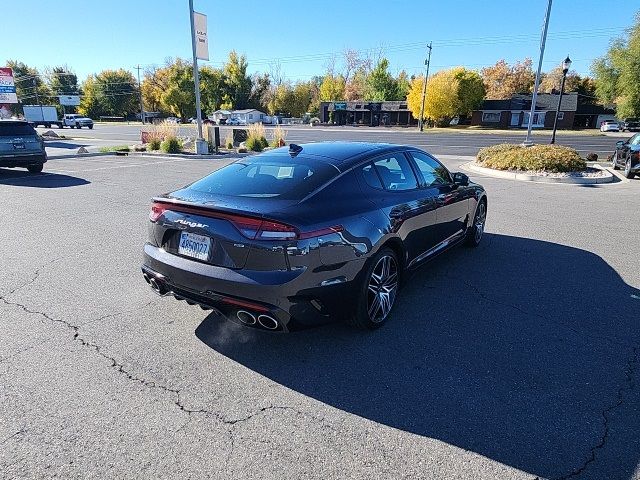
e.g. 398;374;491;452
407;71;458;126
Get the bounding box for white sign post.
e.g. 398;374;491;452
0;67;18;104
189;0;208;154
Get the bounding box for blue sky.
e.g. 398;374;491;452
4;0;632;82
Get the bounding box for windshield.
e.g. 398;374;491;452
188;154;338;200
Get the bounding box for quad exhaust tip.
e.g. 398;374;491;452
257;314;279;330
236;310;257;325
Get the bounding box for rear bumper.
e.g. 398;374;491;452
0;152;47;167
142;243;365;331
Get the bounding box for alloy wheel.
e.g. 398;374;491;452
626;158;631;176
474;202;487;243
367;255;399;323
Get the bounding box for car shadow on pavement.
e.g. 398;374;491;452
0;169;90;188
44;141;91;150
195;233;640;479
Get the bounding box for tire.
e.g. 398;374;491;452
88;124;93;130
349;247;400;329
612;152;619;170
465;199;487;247
45;123;51;128
27;164;43;174
625;158;636;179
76;124;81;129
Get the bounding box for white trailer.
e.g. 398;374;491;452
23;105;63;128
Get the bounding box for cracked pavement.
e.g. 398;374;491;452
1;143;640;479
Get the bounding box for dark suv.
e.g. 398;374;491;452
0;120;47;173
622;118;640;132
612;132;640;179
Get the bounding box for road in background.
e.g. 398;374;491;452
37;124;629;159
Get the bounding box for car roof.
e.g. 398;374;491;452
260;142;408;170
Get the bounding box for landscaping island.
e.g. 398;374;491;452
469;144;613;184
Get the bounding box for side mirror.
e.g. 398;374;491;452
616;140;625;147
452;172;469;186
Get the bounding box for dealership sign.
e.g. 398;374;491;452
194;12;209;61
0;67;18;103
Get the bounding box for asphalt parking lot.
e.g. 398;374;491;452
1;149;639;479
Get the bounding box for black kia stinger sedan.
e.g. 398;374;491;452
142;142;487;331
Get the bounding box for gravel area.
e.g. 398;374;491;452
473;163;608;178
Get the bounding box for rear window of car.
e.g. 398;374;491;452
0;123;37;136
187;154;339;200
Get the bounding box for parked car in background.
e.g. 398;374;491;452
600;120;620;132
622;118;640;132
611;133;640;179
142;142;487;332
226;117;242;126
0;120;47;173
62;114;93;129
166;117;181;124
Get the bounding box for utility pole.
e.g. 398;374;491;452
136;65;144;124
418;42;432;132
524;0;552;146
189;0;207;154
33;78;44;121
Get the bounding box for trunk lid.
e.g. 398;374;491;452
151;190;300;270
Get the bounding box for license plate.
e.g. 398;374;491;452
178;232;211;261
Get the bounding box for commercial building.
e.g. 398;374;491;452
471;93;614;129
319;101;417;126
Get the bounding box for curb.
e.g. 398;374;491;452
463;162;614;184
135;152;249;160
48;152;117;160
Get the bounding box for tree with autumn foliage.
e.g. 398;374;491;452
481;58;535;99
539;65;596;96
407;68;485;126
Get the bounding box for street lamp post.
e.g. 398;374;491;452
550;55;571;145
524;0;553;146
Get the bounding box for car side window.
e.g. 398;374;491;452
361;163;384;189
630;134;640;146
409;151;452;186
371;155;418;191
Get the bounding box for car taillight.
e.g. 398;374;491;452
298;225;344;240
226;215;265;239
149;202;168;222
257;220;298;240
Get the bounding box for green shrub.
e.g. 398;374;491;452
99;145;130;153
160;136;182;153
476;144;586;172
245;136;264;152
148;138;161;150
259;136;269;149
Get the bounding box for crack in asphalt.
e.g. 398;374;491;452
0;429;26;446
2;280;333;461
553;346;638;480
